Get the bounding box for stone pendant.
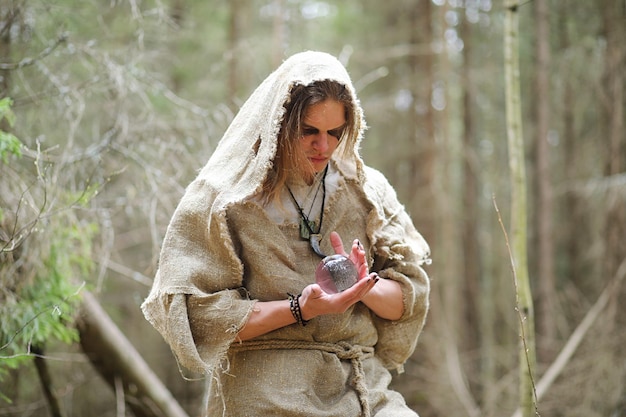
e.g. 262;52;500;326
299;218;317;240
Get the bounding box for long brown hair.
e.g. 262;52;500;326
260;79;358;205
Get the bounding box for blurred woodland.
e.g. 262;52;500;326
1;0;625;416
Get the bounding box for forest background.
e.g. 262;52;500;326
1;0;625;416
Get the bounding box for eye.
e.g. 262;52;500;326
328;128;344;139
302;128;318;137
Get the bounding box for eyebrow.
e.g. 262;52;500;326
302;122;347;133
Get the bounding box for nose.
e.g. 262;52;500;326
311;132;330;153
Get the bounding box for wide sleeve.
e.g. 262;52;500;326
363;167;431;373
141;179;256;374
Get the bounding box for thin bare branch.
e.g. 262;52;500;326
0;34;68;70
493;195;540;416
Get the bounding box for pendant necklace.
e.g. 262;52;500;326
286;165;328;258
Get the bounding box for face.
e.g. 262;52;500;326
299;99;346;176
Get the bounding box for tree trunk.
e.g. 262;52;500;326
77;291;189;417
0;1;19;104
600;0;626;301
32;345;65;417
533;0;556;363
408;0;435;243
227;0;242;104
459;8;494;413
504;2;538;416
459;0;482;372
271;0;286;68
437;3;479;414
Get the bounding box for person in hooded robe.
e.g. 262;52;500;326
142;51;431;417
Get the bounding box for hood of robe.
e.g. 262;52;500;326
197;50;367;210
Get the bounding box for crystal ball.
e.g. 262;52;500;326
315;254;359;294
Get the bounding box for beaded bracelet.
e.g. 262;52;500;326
287;293;309;326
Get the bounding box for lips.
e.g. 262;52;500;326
309;156;327;164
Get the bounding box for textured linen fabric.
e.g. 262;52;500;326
141;51;431;417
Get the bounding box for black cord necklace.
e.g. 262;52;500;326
286;165;328;258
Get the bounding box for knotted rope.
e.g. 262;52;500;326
230;339;374;417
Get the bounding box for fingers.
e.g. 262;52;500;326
337;274;378;303
349;239;369;279
357;262;369;279
329;231;370;280
329;231;347;256
300;277;379;318
330;232;367;265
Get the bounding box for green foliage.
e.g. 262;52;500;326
0;211;97;382
0;98;23;163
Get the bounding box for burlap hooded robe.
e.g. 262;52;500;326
142;51;431;417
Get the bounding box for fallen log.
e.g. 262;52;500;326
77;290;189;417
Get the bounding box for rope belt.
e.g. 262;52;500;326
230;339;375;417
